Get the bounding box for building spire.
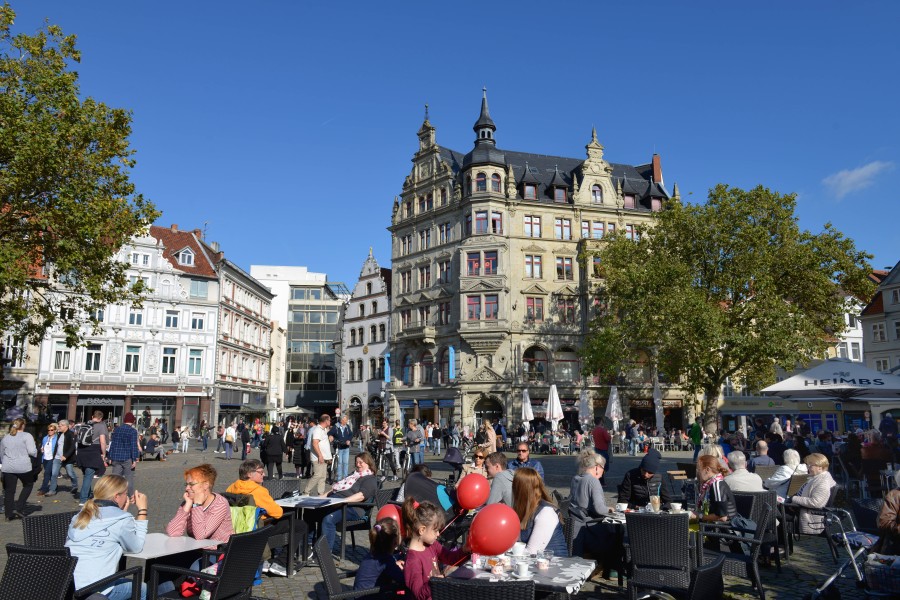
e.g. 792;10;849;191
473;87;496;137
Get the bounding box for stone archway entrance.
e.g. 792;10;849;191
473;393;503;429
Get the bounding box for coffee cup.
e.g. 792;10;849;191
516;561;529;577
536;558;550;570
670;502;682;513
511;542;526;557
615;503;628;512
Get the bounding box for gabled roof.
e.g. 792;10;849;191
149;224;218;278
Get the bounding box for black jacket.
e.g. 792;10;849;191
263;432;286;459
60;429;76;462
617;468;671;509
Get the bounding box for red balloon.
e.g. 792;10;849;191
376;503;404;538
456;473;490;510
468;504;520;556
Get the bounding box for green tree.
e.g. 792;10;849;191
580;184;874;431
0;4;159;350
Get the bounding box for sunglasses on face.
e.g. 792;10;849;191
475;455;485;459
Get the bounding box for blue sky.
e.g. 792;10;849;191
10;1;900;285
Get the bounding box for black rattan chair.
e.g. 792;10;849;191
338;486;397;561
262;478;302;500
636;554;725;600
734;490;783;571
430;577;535;600
313;535;380;599
625;512;692;600
22;510;79;548
701;503;773;600
0;544;78;600
149;526;272;599
850;497;883;534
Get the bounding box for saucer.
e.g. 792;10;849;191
511;572;533;580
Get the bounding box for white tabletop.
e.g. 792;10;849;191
276;495;352;509
125;532;224;560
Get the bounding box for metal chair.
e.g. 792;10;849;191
701;503;773;600
149;526;272;599
625;512;692;600
313;535;381;600
22;510;79;548
430;577;535;600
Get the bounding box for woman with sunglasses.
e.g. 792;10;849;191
37;423;62;497
461;450;488;478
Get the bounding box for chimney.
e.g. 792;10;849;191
170;224;178;232
193;228;202;238
210;241;220;252
652;154;663;186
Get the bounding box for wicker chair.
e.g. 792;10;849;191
22;510;79;548
0;544;78;600
430;577;535;600
734;490;784;571
313;535;381;600
337;486;398;561
149;526;272;599
3;544;143;600
262;478;302;500
636;554;725;600
850;497;883;534
701;503;773;600
625;512;692;600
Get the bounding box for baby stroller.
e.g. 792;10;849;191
805;506;891;599
443;446;464;484
459;436;475;463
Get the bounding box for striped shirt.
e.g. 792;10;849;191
166;493;234;547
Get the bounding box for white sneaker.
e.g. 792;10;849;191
260;560;270;574
267;560;291;577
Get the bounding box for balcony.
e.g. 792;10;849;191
395;319;436;346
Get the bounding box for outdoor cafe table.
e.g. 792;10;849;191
124;532;224;580
449;554;596;598
276;494;354;560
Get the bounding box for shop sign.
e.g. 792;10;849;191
76;397;124;407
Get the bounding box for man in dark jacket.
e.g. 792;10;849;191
617;449;671;510
57;420;78;495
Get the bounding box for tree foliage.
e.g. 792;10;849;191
580;184;874;431
0;4;159;348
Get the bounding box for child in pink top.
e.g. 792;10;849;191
402;498;467;600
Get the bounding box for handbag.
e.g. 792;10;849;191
225;433;234;443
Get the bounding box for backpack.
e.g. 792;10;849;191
392;428;404;446
74;423;94;447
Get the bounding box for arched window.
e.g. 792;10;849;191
437;349;450;384
476;172;487;192
350;330;356;345
523;346;548;382
440;188;447;206
378;357;385;380
401;354;413;385
555;347;580;381
357;359;363;380
379;324;386;342
592;185;603;203
491;173;501;192
349;361;356;381
370;358;376;380
370;325;377;341
420;351;434;385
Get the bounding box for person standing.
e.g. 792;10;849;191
199;421;210;452
180;426;190;453
405;420;423;466
591;417;612;485
331;415;352;481
57;420;79;495
223;422;236;460
170;426;180;454
240;422;251;461
77;411;109;505
1;418;37;520
37;423;61;497
262;425;286;480
215;424;225;453
391;420;405;473
450;421;460;448
107;412;141;498
304;414;333;496
689;420;703;462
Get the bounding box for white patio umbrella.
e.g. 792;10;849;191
653;379;665;435
579;389;592;426
547;384;564;432
605;385;623;432
522;388;534;431
761;358;900;401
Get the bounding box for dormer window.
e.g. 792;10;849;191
177;249;194;266
476;172;487;192
554;188;567;203
591;185;603;203
491;174;501;192
623;195;635;209
524;184;537;200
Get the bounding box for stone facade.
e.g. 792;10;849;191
387;94;680;431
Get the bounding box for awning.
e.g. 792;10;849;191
761;358;900;401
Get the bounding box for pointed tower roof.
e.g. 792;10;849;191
463;88;505;168
473;87;496;132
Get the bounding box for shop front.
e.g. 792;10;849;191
720;396;866;435
629;398;683;432
398;399;416;424
75;396;125;425
219;388;269;425
130;396;178;432
472;394;503;430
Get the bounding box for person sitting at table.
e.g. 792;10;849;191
617;448;671;510
166;463;234;546
763;448;807;498
512;467;568;556
485;451;514;506
403;497;468;600
693;455;737;522
875;471;900;555
66;475;148;600
460;448;487;478
569;448;612;560
784;453;836;535
225;459;309;577
748;440;775;472
724;451;765;492
698;443;731;473
354;517;405;594
507;441;545;479
319;451;378;557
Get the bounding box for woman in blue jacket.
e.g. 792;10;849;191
66;475;149;600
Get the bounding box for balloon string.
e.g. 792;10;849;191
440;508;468;534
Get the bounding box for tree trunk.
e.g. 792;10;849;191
702;387;722;434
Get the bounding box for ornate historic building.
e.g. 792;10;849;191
386;93;682;430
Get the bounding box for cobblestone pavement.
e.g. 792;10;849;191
0;442;859;599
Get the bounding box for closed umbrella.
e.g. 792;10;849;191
547;384;564;432
653;380;665;435
522;389;534;431
605;385;623;433
579;389;592;426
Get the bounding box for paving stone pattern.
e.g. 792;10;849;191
0;442;858;599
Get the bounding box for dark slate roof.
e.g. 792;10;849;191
473;93;496;132
437;145;668;205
